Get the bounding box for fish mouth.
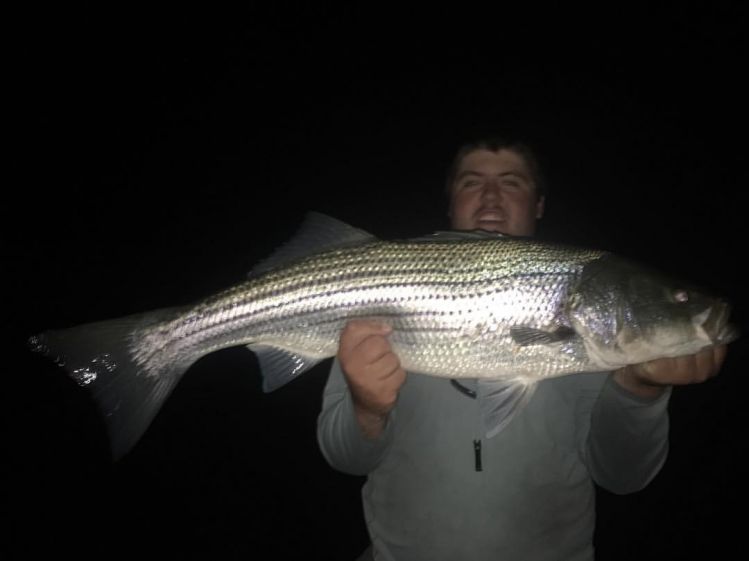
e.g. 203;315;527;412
716;323;740;345
698;301;739;344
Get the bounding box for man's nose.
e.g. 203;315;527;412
481;181;502;200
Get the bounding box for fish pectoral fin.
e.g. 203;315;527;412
248;344;324;392
478;378;538;438
249;212;377;276
510;325;576;346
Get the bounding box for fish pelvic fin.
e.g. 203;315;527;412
28;307;194;461
249;211;377;276
478;378;538;438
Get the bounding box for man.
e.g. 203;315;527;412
316;138;726;560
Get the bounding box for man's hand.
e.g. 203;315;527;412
338;320;407;439
613;345;727;399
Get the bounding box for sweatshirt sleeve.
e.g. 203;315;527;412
586;374;671;494
316;358;396;476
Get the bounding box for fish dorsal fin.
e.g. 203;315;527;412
248;344;324;392
478;378;538;438
250;212;377;276
510;325;576;346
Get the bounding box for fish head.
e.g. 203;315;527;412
566;254;739;368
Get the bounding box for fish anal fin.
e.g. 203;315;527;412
248;344;323;392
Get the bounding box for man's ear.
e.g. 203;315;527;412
536;196;546;219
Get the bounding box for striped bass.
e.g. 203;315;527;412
29;213;738;459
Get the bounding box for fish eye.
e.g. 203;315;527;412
674;290;689;303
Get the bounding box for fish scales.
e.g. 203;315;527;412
133;238;605;382
30;213;736;459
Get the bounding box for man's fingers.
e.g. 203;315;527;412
356;335;396;364
343;319;392;335
711;345;728;377
629;344;728;387
683;345;725;383
338;320;392;356
614;343;730;396
368;352;403;381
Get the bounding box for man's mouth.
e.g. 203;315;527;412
476;210;504;223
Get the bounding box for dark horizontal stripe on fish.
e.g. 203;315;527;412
191;309;469;347
181;271;575;342
261;309;484;334
198;251;582;313
245;252;580;293
267;257;574;281
197;270;576;326
188;290;534;347
187;282;498;336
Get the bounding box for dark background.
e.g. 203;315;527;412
5;6;748;560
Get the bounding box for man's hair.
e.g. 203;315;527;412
445;136;547;199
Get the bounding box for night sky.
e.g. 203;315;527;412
6;6;749;560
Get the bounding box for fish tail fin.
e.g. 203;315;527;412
28;307;193;461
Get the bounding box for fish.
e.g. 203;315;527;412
29;212;738;460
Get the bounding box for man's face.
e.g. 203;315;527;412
448;149;545;236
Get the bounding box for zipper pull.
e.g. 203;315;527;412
473;439;482;472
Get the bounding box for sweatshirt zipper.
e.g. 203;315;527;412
451;380;483;472
473;439;483;472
